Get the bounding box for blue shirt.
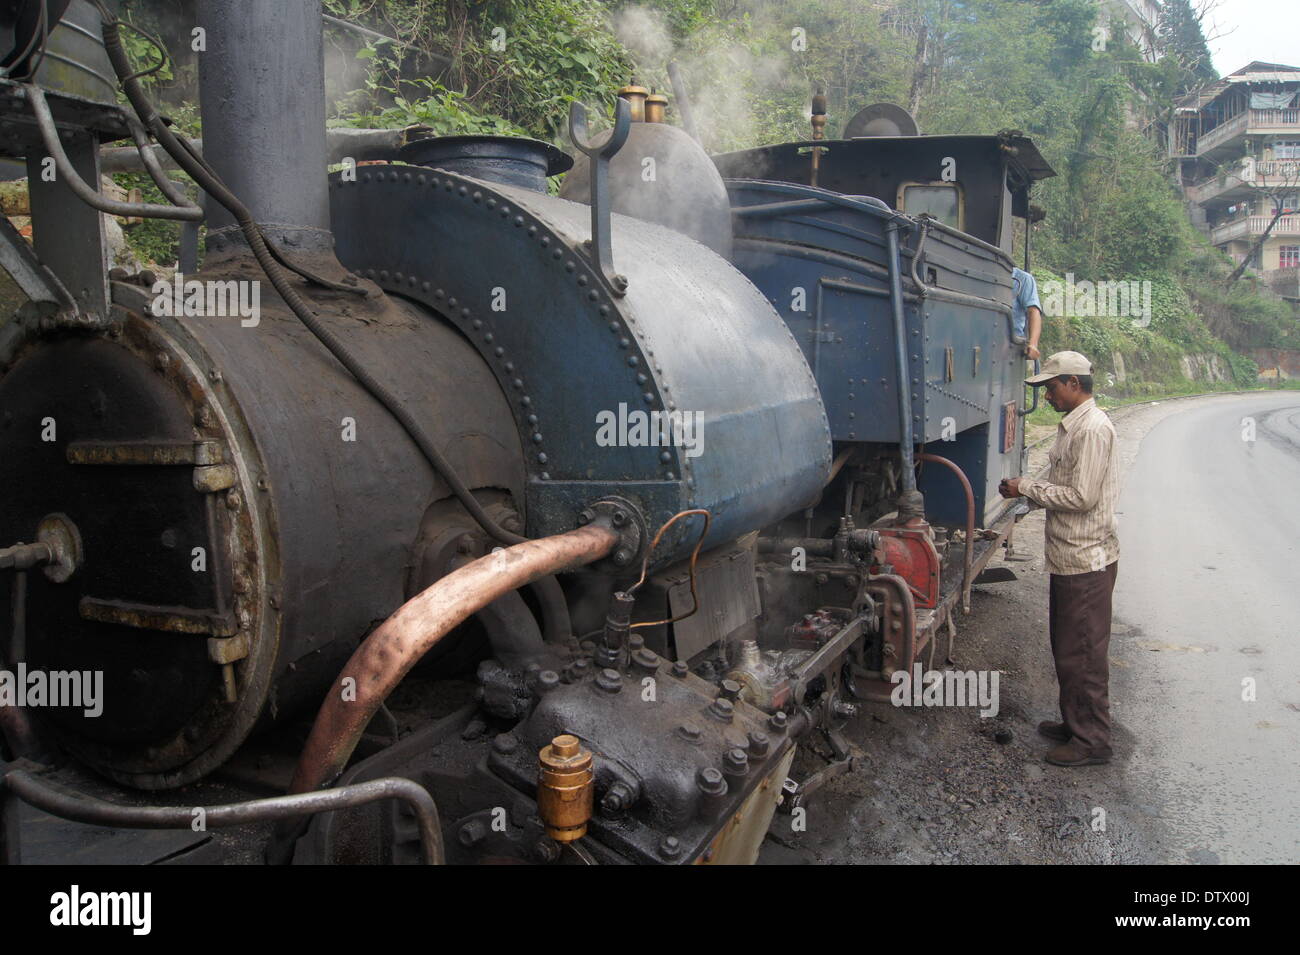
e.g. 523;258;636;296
1012;267;1041;338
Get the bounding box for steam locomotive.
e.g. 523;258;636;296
0;0;1052;864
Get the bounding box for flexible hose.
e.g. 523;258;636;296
94;4;524;547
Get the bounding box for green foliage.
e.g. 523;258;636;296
333;74;529;136
1158;0;1218;91
328;0;633;142
108;173;192;267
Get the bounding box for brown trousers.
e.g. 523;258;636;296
1048;561;1119;755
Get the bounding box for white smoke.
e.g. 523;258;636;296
610;5;675;67
605;3;808;153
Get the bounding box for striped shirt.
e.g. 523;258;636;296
1019;397;1120;575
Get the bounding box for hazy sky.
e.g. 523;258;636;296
1202;0;1300;75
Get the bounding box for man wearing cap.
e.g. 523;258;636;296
999;351;1120;767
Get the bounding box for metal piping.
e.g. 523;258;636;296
885;219;917;494
99;127;431;174
917;452;975;613
529;575;572;643
464;571;550;669
125;114;196;211
666;62;699;143
0;573;40;759
909;216;931;289
287;523;620;798
23;84;202;221
1;766;444;865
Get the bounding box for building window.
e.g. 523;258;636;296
1280;246;1300;269
1274;141;1300;160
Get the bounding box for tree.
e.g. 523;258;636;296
1157;0;1218;92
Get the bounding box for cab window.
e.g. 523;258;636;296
898;182;964;229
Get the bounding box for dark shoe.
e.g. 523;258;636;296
1036;720;1070;742
1045;740;1111;767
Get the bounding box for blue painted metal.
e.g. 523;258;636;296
329;166;831;562
726;179;1027;527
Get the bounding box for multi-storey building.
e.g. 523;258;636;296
1103;0;1162;61
1173;62;1300;301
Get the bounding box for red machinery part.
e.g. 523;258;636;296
874;528;941;609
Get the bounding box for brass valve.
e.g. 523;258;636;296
645;90;668;124
616;84;649;123
537;734;595;842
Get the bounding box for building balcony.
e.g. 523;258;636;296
1187;159;1300;204
1210;214;1300;246
1196;109;1300;157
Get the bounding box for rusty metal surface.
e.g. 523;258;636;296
695;747;794;865
917;452;976;613
77;596;238;636
66;439;221;466
666;542;759;662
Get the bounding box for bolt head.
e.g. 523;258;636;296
709;698;734;722
724;747;749;773
595;668;623;693
613;548;632;566
458;820;487;846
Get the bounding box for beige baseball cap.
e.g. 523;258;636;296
1025;350;1092;385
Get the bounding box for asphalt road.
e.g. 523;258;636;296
760;390;1300;866
1113;392;1300;864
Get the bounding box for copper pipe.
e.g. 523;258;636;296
626;509;711;631
916;452;975;614
288;523;620;796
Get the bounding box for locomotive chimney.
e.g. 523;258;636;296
196;0;332;252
